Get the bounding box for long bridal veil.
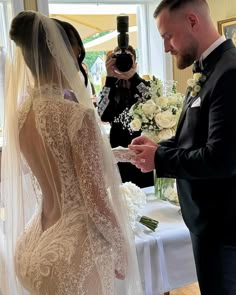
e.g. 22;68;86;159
0;11;143;295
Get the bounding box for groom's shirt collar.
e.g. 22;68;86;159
198;36;226;70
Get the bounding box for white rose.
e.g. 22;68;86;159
154;110;177;129
154;96;168;107
193;73;202;81
194;85;201;92
157;128;174;142
190;91;197;97
167;96;178;105
187;78;196;87
142;100;156;116
130;118;142;131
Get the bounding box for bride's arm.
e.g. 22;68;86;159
68;106;127;278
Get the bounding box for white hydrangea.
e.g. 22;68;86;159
120;182;147;230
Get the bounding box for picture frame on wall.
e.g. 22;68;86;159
217;17;236;47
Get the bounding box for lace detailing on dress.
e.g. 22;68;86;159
15;92;127;294
15;208;90;294
69;109;127;277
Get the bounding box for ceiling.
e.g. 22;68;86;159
84;26;137;52
50;13;137;39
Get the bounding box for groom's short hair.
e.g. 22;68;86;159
153;0;208;18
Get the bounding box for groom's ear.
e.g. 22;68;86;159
187;13;199;31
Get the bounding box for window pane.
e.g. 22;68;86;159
0;2;7;134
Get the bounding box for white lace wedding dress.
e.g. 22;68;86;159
14;87;126;295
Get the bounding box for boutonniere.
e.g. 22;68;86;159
187;72;206;97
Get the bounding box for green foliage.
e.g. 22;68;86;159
82;31;112;70
84;51;105;71
83;30;112;44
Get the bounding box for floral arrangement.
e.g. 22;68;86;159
129;76;184;143
120;182;158;232
187;72;206;97
128;77;183;202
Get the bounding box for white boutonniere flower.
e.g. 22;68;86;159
187;72;206;97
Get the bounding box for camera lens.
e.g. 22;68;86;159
115;52;133;72
115;15;133;72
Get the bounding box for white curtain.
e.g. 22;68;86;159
137;2;173;81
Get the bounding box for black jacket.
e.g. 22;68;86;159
155;40;236;244
98;73;154;188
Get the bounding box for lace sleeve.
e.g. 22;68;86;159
68;106;127;275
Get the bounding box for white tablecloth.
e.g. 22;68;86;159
135;187;197;295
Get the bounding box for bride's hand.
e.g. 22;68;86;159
115;269;125;280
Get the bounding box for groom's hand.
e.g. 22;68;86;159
129;136;158;172
131;135;158;147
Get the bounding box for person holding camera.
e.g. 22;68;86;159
97;45;154;188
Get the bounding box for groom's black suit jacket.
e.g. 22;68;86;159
155;40;236;245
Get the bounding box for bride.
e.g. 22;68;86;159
0;11;143;295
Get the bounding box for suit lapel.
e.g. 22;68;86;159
175;91;192;137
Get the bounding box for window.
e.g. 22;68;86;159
0;1;8;135
49;3;139;94
0;0;24;145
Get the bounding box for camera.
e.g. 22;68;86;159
113;15;133;72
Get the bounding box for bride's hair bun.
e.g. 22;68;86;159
10;11;36;46
9;11;51;78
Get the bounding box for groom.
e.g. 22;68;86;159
129;1;236;294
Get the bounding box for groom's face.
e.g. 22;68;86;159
156;8;198;69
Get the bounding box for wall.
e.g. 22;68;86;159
173;0;236;94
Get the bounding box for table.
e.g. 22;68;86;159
136;187;197;295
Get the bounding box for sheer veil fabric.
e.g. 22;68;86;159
0;11;143;294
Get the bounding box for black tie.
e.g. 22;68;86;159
192;60;201;73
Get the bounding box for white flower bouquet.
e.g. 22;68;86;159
120;182;159;232
128;77;184;202
129;76;184;143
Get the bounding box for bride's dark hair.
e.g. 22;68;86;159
10;11;52;80
52;18;88;87
10;11;88;86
